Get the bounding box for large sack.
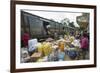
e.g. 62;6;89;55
36;43;43;53
42;42;52;56
67;50;78;59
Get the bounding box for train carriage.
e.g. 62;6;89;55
21;10;77;41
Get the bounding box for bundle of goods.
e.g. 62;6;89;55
21;48;30;63
37;42;52;57
36;43;43;56
30;52;42;62
48;48;59;61
48;53;57;61
65;45;79;60
67;50;78;59
42;42;53;56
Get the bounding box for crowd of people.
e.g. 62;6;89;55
21;30;89;63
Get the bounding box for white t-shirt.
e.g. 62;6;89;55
72;39;80;47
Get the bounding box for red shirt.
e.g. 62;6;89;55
80;37;89;49
22;33;30;47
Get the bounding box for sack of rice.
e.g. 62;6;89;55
42;42;52;56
